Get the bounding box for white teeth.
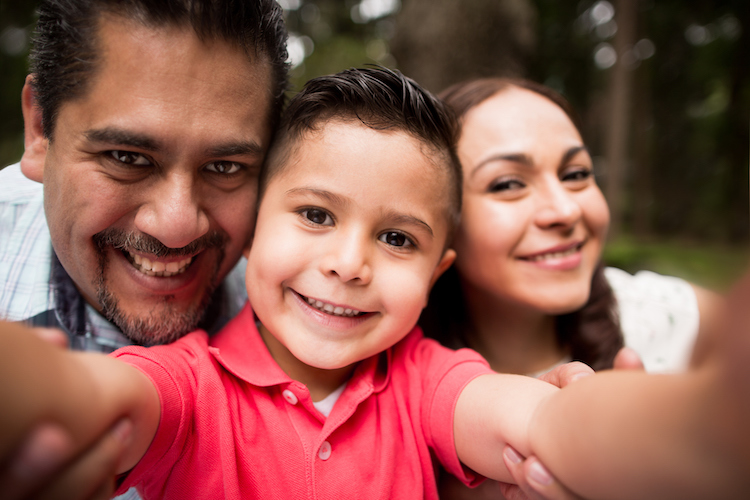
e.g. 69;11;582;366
305;297;362;317
127;251;193;277
528;247;578;262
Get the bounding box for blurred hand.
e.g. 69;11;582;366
612;347;645;371
536;361;594;388
496;351;644;500
0;418;132;500
30;327;69;349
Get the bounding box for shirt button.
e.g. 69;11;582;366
282;389;298;405
318;441;332;461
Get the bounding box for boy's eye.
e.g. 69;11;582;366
379;231;413;248
301;208;334;226
205;161;242;175
109;150;151;166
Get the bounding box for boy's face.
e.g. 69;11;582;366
245;120;455;377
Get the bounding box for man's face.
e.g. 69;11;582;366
37;16;272;344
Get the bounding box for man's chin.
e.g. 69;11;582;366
100;291;210;346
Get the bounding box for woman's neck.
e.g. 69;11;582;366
461;285;568;375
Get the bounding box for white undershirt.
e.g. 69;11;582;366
312;382;347;417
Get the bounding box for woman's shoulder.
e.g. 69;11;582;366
604;267;699;373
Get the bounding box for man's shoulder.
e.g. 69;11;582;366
0;162;52;322
0;163;43;203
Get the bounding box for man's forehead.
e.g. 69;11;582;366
66;14;274;152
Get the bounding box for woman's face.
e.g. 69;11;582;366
454;87;610;314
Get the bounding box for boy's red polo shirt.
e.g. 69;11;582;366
114;303;493;499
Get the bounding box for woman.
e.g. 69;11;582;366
422;78;718;499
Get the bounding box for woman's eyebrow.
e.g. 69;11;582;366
470;152;532;179
559;146;589;168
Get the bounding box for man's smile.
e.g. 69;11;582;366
125;250;194;277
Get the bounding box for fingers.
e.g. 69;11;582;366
0;419;132;500
31;328;69;349
612;347;645;371
0;424;74;499
35;419;133;500
537;362;593;389
502;445;584;500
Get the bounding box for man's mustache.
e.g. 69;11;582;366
93;228;227;258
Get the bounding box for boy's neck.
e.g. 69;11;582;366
461;286;567;375
257;322;355;401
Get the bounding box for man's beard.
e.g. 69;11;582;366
93;228;227;346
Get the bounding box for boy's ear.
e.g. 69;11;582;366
429;248;456;291
20;75;47;183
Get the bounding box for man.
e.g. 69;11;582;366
1;0;289;351
0;0;288;497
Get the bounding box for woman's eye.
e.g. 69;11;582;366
562;169;592;182
489;178;525;192
301;208;333;226
205;161;242;175
109;150;150;166
379;231;413;248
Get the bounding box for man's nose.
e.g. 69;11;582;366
134;172;210;249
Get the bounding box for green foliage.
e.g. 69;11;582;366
604;236;749;291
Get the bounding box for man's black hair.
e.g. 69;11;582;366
30;0;289;139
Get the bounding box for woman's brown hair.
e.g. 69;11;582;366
420;77;623;371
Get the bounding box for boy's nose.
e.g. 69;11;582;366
321;230;373;284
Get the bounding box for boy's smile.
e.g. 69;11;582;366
245;120;455;393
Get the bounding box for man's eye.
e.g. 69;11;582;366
379;231;413;248
109;150;150;166
205;161;242;175
301;208;333;226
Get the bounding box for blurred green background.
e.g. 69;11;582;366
1;0;747;289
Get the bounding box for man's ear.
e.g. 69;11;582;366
429;248;456;291
20;75;47;183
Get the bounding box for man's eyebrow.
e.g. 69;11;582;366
84;128;160;151
206;141;264;158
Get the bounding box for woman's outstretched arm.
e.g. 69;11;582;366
454;272;750;500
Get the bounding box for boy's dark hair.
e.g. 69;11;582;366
30;0;289;139
421;77;623;371
261;66;462;235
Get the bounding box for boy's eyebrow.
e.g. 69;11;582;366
382;211;434;237
286;187;434;236
286;187;351;208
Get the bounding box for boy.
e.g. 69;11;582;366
1;67;749;499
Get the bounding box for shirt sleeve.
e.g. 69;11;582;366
417;336;494;486
110;330;209;495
